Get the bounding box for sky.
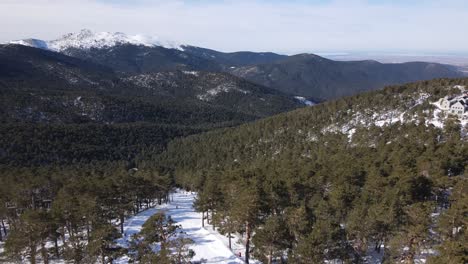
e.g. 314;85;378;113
1;0;468;54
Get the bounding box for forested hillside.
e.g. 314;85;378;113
230;54;464;100
0;44;303;166
160;78;468;263
0;45;308;263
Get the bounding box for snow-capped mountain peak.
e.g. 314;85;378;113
6;29;184;51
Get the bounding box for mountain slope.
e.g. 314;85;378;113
229;54;464;100
121;71;303;117
0;44;305;165
62;44;222;73
0;44;303;123
161;77;468;171
182;45;287;67
0;44;115;90
159;78;467;263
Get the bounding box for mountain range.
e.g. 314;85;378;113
0;44;302;125
0;43;303;165
6;29;465;100
1;29;465;165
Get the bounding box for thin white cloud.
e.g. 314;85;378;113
1;0;467;54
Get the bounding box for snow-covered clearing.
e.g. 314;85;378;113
116;190;250;264
0;190;253;264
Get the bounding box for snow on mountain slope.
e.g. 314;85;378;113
6;29;183;51
197;82;251;101
294;96;315;106
321;88;467;140
8;38;49;49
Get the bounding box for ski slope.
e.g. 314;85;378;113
116;190;249;264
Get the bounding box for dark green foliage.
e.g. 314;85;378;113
0;163;173;263
1;49;467;264
0;45;304;166
161;78;468;263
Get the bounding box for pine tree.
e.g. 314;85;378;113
252;215;291;264
428;179;467;264
230;176;262;264
4;209;53;264
87;223;123;264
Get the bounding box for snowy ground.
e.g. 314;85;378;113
116;190;252;264
0;190;253;264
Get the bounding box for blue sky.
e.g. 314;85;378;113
1;0;467;54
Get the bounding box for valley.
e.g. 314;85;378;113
0;27;466;264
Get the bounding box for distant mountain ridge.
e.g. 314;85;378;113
229;54;464;99
6;29;465;100
7;29;183;51
0;44;303;125
0;44;305;165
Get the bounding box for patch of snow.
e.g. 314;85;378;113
322;92;438;140
197;83;250;101
453;85;466;91
124;73;177;89
73;96;82;107
294;96;315;106
7;39;49;49
182;71;199;76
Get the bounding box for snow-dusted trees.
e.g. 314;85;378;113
171;106;467;263
4;210;53;264
86;223;123;263
0;163;174;263
129;211;194;263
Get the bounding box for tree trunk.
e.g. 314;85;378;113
31;192;36;209
245;222;251;264
61;226;68;248
202;211;205;227
228;231;232;250
41;241;49;264
120;214;125;234
86;222;90;243
54;236;60;258
1;219;7;236
375;241;380;252
406;238;416;264
30;242;37;264
212;211;216;231
381;238;387;263
268;249;272;264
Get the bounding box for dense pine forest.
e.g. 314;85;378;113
0;77;466;263
0;162;175;263
160;78;468;263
